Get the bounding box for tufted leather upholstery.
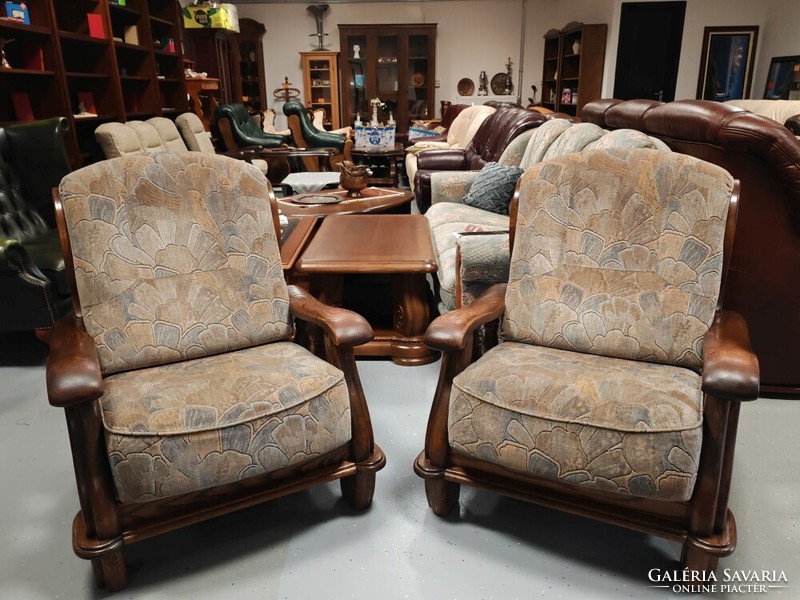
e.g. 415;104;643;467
581;98;800;395
0;117;72;331
214;103;293;150
413;106;547;212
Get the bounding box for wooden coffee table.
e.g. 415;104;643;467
350;143;405;187
295;214;438;366
278;186;413;217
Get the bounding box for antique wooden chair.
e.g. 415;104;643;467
415;148;759;573
46;151;385;590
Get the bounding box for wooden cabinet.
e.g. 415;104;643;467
0;0;187;168
300;51;340;130
338;24;436;138
540;22;606;118
238;18;267;112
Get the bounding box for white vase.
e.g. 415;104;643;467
572;40;581;55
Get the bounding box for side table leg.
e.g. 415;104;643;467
389;273;438;366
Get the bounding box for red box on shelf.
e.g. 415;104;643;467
12;92;34;121
87;13;105;39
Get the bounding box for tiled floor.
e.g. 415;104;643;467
0;333;797;599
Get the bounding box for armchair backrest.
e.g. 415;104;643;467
463;106;547;170
175;112;217;154
147;117;189;153
215;103;292;149
445;105;495;149
283;99;346;150
126;120;170;154
57;151;292;375
0;117;70;233
95;122;146;158
504;148;735;370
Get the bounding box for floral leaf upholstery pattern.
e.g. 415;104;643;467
425;202;509;313
449;342;702;501
59;151;291;374
504;148;733;369
103;342;352;503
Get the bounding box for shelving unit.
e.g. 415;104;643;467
0;0;187;168
300;51;340;130
338;24;436;138
540;22;606;118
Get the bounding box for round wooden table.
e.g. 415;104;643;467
277;186;414;217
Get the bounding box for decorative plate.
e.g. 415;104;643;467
412;73;425;88
292;194;343;205
490;72;509;95
457;77;475;96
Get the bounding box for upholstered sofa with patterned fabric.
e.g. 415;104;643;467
425;119;670;313
413;106;547;213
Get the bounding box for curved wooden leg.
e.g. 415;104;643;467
425;479;460;516
89;547;127;591
340;470;376;510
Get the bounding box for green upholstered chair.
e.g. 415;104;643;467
0;117;72;332
214;102;293;150
47;151;385;590
415;148;759;575
283;99;352;170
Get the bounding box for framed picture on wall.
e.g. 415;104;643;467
763;55;800;100
696;26;759;101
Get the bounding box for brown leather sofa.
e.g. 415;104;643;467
581;98;800;396
413;106;547;212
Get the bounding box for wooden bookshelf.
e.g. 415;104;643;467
0;0;187;168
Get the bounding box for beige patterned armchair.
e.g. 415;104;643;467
46;152;385;590
415;148;759;574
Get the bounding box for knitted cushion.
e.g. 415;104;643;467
462;162;524;215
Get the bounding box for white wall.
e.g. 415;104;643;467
213;0;797;126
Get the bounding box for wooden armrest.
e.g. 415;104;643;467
424;283;507;351
287;285;373;348
702;310;760;401
46;316;103;408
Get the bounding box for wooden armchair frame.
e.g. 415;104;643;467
46;180;385;591
414;179;760;574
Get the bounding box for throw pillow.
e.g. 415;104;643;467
461;162;524;215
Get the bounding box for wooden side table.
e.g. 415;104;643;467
350;143;405;187
295;214;438;365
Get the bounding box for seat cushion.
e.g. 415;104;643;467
425;202;509;312
102;341;352;503
449;341;703;501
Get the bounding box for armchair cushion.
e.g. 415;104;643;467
449;341;703;501
504;148;733;370
461;161;524;215
102;341;351;503
59;152;292;375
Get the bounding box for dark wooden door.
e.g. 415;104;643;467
613;1;686;102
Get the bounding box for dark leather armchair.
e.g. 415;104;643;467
283;100;352;170
413;106;546;212
0;117;72;332
581;98;800;396
214;102;293;150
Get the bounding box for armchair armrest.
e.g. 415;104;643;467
425;283;507;351
416;149;468;171
455;231;511;308
784;114;800;136
288;285;373;348
702;310;760;401
0;234;49;282
46;316;103;409
429;171;479;204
